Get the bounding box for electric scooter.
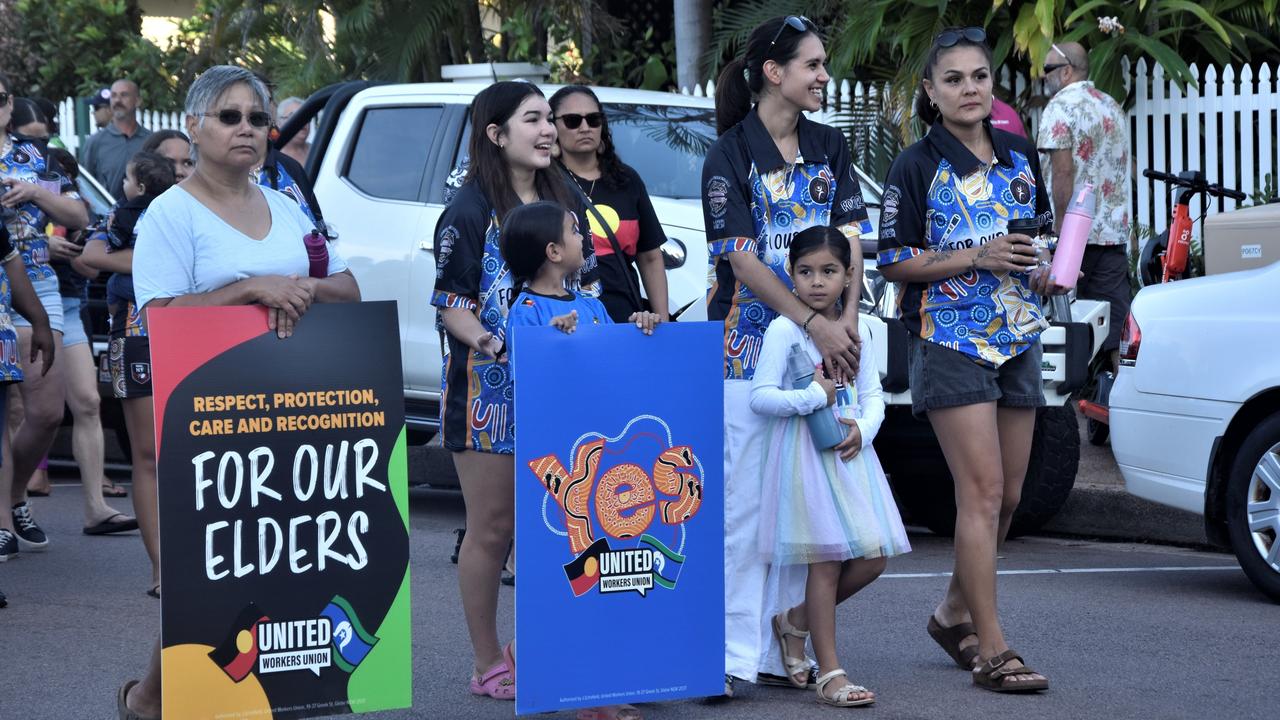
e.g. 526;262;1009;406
1077;169;1246;445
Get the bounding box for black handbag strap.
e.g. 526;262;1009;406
564;173;644;312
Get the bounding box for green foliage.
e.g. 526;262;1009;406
13;0;146;100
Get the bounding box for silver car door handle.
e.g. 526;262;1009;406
418;239;432;251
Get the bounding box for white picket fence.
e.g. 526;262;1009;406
682;59;1280;242
53;97;186;157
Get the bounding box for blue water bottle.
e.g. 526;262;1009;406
788;343;848;450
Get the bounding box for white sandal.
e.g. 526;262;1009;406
771;610;816;689
815;668;875;708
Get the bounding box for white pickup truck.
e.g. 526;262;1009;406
287;80;1109;535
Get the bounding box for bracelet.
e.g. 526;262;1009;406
801;309;818;335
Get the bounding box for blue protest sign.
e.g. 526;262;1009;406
512;322;725;715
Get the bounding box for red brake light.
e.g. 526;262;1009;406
1119;312;1141;366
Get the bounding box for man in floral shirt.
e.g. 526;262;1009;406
1038;41;1132;370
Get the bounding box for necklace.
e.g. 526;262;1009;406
570;169;598;198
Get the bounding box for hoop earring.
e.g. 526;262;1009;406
929;100;938;109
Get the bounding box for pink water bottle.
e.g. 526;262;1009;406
305;230;329;279
1049;183;1095;288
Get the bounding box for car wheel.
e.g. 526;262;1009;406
1225;413;1280;603
1087;417;1110;446
1008;405;1080;537
881;406;1080;538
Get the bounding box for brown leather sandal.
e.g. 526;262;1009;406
972;649;1048;693
927;615;981;669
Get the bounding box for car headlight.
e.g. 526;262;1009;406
661;237;687;269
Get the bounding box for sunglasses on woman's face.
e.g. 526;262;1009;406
935;27;987;47
557;112;603;130
202;109;273;128
0;92;10;106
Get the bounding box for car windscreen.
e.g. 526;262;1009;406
601;104;715;200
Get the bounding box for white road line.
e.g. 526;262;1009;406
883;565;1239;579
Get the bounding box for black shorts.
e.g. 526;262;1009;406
108;335;152;399
1077;245;1132;352
909;335;1045;418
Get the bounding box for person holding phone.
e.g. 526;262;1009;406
877;27;1064;693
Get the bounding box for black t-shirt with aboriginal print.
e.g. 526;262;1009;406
569;165;667;323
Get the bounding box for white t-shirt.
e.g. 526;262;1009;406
133;185;348;308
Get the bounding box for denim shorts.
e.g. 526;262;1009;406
61;295;88;347
12;275;64;333
909;335;1045;418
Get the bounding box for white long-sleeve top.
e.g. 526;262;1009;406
748;316;885;449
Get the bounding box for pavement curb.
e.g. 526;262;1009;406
1041;481;1211;548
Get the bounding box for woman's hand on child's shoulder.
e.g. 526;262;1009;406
628;311;661;335
551;310;579;334
834;417;863;461
815;374;837;407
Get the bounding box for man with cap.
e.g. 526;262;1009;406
78;79;151;198
88;88;111;131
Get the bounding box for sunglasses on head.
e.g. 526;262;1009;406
768;15;815;52
557;112;603;130
202;109;273;128
935;27;987;48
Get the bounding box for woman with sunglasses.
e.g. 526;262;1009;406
877;27;1061;693
549;85;669;323
702;15;872;701
0;74;87;562
120;65;358;720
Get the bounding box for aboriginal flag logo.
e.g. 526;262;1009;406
210;603;269;682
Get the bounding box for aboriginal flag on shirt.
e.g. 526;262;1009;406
572;166;668;323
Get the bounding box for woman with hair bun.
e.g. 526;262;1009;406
878;27;1060;694
701;15;872;699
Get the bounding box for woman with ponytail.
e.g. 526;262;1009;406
701;15;872;700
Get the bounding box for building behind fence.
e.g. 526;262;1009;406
683;59;1280;245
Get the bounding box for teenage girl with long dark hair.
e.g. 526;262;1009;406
702;15;872;698
431;81;597;702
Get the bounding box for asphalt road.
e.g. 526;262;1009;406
1;482;1273;720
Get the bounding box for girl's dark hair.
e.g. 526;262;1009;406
9;97;47;134
31;97;58;135
465;82;573;220
914;28;994;126
141;129;191;154
127;150;177;199
47;148;78;182
499;201;570;289
715;16;820;135
789;225;852;270
548;85;628;189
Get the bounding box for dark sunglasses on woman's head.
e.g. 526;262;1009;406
557;112;603;130
768;15;815;51
935;26;987;47
202;109;273;128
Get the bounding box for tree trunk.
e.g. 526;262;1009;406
461;0;486;63
580;0;594;70
673;0;711;93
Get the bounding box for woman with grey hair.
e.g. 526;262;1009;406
274;94;311;166
117;65;359;720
